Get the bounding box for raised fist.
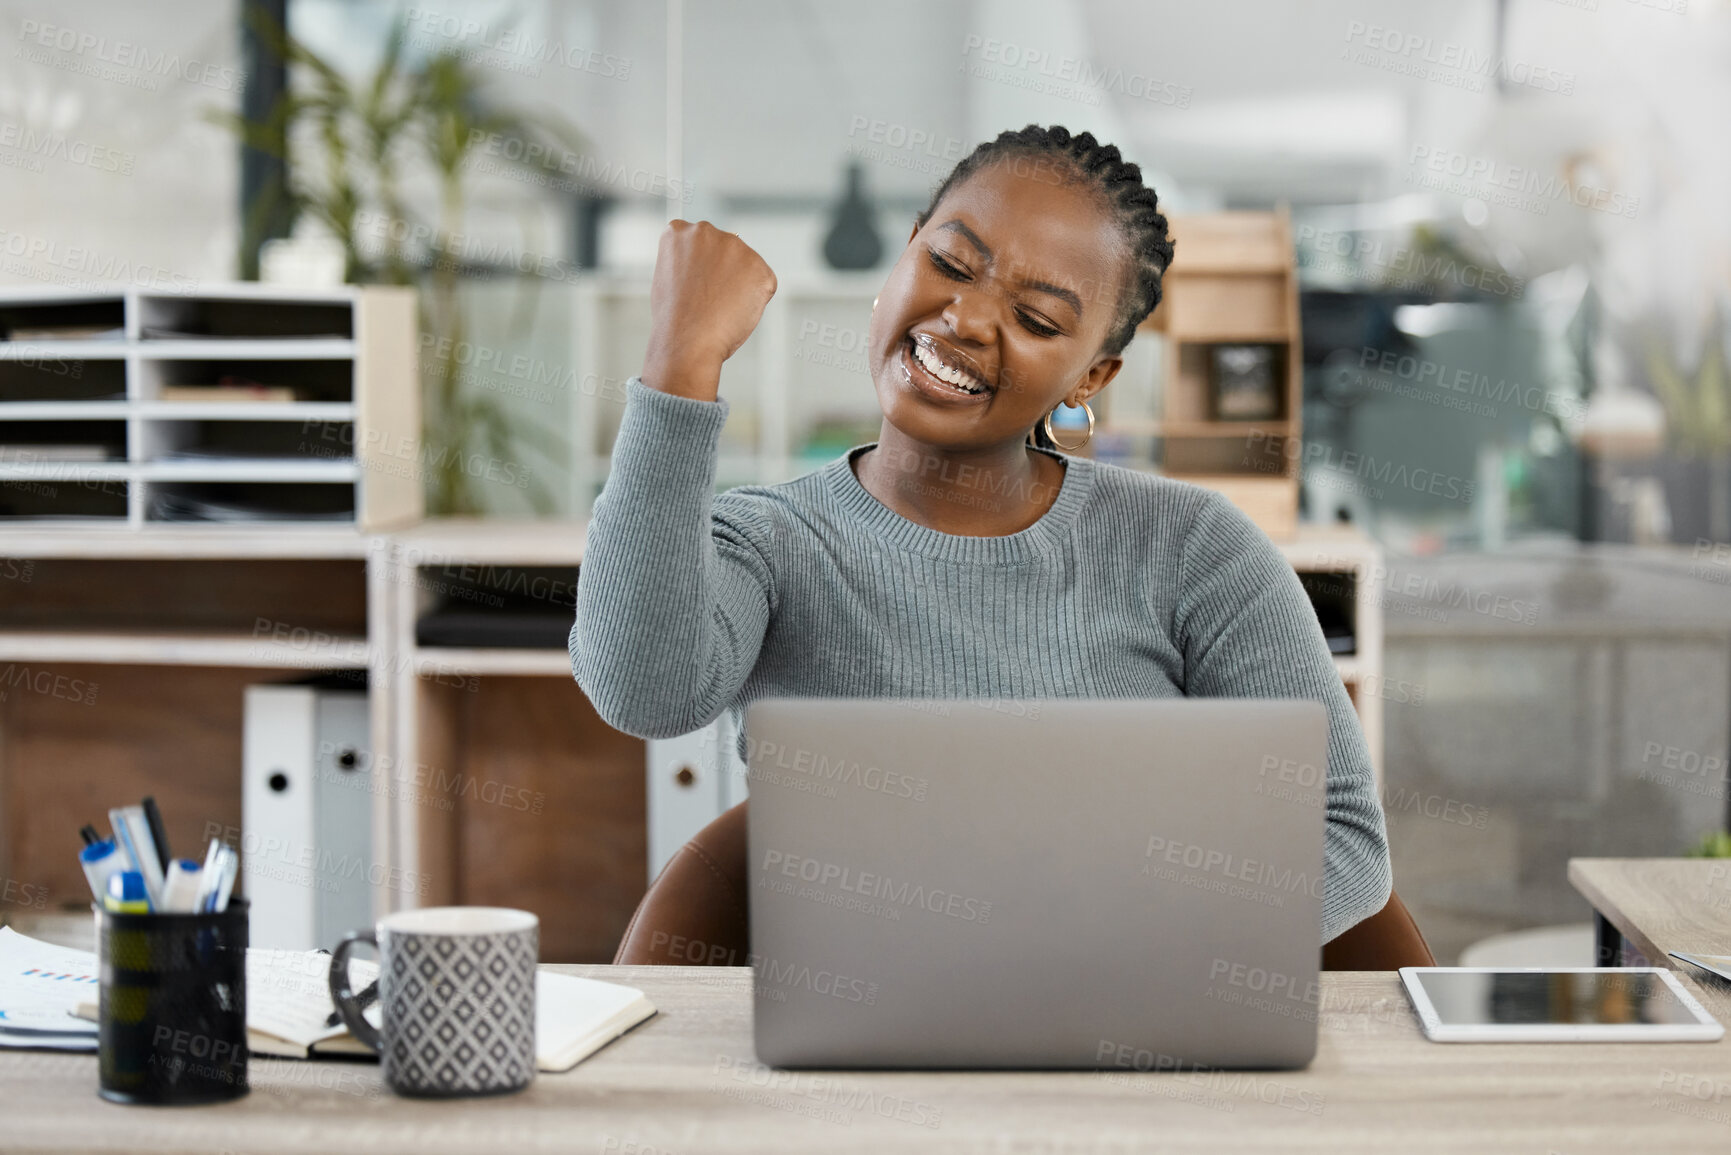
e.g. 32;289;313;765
640;220;777;401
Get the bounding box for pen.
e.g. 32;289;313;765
197;838;222;902
79;824;101;847
141;797;172;869
198;844;238;913
195;841;224;911
209;846;238;912
109;806;165;911
106;811;138;875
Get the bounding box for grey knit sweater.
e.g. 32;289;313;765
570;378;1392;942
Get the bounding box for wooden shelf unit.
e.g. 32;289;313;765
382;520;643;963
1097;210;1305;540
0;535;384;943
1274;525;1385;786
0;284;420;530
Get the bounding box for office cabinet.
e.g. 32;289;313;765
0;284;420;530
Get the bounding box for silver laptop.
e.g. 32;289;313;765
745;697;1327;1070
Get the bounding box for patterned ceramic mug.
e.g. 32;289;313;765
329;906;538;1097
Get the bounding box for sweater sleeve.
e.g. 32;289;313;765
569;378;776;739
1173;489;1393;943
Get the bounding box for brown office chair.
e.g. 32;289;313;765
615;801;1436;970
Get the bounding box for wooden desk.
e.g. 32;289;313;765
1570;857;1731;968
7;966;1731;1154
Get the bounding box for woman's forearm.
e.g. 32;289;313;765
569;378;773;738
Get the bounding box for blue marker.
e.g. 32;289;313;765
104;871;150;914
80;840;125;905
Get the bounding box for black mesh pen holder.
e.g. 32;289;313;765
98;898;249;1105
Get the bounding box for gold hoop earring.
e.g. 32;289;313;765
1042;401;1095;451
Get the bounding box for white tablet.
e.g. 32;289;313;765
1399;967;1724;1043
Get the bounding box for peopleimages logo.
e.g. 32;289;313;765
1142;836;1326;901
754;955;880;1005
15;20;246;93
1406;145;1639;219
740;736;929;801
959;35;1193;108
759;850;993;923
1342;20;1575;94
1297;225;1525;299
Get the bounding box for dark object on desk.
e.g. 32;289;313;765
98;899;249;1105
414;564;580;648
614;801;1438;971
1210;343;1282;420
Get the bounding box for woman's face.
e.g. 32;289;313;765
867;157;1128;452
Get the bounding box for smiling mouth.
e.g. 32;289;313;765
904;333;992;397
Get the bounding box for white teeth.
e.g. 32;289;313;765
912;341;985;394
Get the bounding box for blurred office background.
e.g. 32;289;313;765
2;0;1727;962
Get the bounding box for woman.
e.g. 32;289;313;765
570;125;1391;943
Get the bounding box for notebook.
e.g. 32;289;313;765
231;948;659;1070
0;928;100;1051
0;928;655;1073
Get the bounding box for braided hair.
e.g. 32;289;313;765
916;125;1175;450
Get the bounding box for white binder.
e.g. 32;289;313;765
242;685;373;951
644;712;743;881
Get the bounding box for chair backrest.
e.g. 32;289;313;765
614;800;752;966
1320;888;1436;969
615;801;1435;970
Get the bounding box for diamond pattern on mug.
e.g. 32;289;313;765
379;925;538;1097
